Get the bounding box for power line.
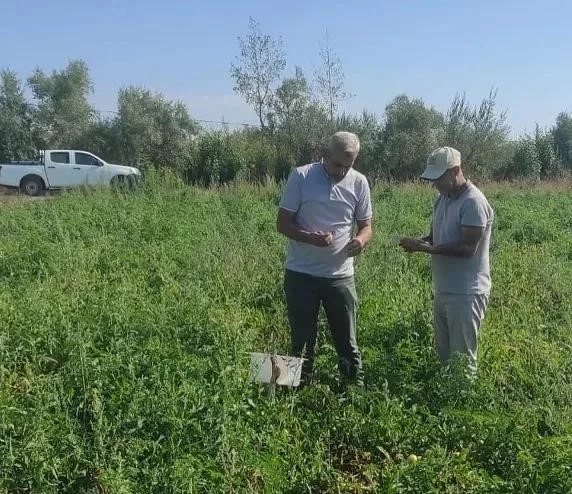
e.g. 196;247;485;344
24;102;261;129
27;102;260;129
196;118;259;128
94;108;259;128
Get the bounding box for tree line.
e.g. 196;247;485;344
1;18;571;184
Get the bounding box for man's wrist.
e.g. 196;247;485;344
421;242;436;254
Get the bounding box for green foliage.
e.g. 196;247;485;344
552;112;572;169
27;60;94;149
0;181;570;492
503;138;541;180
535;126;563;178
498;128;564;180
377;95;444;180
114;86;198;168
269;67;331;171
186;131;243;186
0;69;34;161
314;31;350;123
0;58;569;183
336;110;383;177
272;66;310;129
73;117;121;164
230;17;286;129
444;89;510;178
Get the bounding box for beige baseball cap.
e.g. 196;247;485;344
420;146;461;180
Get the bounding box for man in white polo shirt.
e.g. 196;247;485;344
277;131;373;388
399;146;494;376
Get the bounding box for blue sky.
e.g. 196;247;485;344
2;0;571;136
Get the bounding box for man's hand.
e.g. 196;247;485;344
399;237;433;253
277;210;336;248
308;231;334;247
344;238;364;257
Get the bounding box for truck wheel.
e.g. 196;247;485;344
111;175;137;191
20;176;45;196
110;175;123;185
125;174;139;190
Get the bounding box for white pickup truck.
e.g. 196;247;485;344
0;150;141;196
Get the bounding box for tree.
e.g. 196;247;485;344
314;31;350;124
272;67;310;135
0;69;34;161
27;60;94;149
335;110;382;177
444;89;510;177
535;126;563;178
269;67;333;173
503;138;541;180
230;17;286;130
74;116;120;164
378;95;444;180
272;68;321;147
115;86;198;168
552;112;572;169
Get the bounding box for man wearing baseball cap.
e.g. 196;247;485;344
399;146;494;377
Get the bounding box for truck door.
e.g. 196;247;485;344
44;151;83;187
73;152;104;185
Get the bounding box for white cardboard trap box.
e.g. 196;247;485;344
248;353;303;387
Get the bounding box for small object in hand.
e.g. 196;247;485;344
345;237;363;254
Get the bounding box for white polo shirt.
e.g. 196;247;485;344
279;162;372;278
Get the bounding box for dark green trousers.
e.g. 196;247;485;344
284;269;363;386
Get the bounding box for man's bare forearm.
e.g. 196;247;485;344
355;224;372;246
429;241;476;257
277;221;314;245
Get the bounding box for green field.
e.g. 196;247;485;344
1;175;571;493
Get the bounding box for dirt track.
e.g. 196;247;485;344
0;186;55;205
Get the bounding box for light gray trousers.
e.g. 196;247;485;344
433;292;490;375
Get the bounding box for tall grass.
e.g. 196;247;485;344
1;174;570;492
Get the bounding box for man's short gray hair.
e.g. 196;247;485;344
328;131;360;156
